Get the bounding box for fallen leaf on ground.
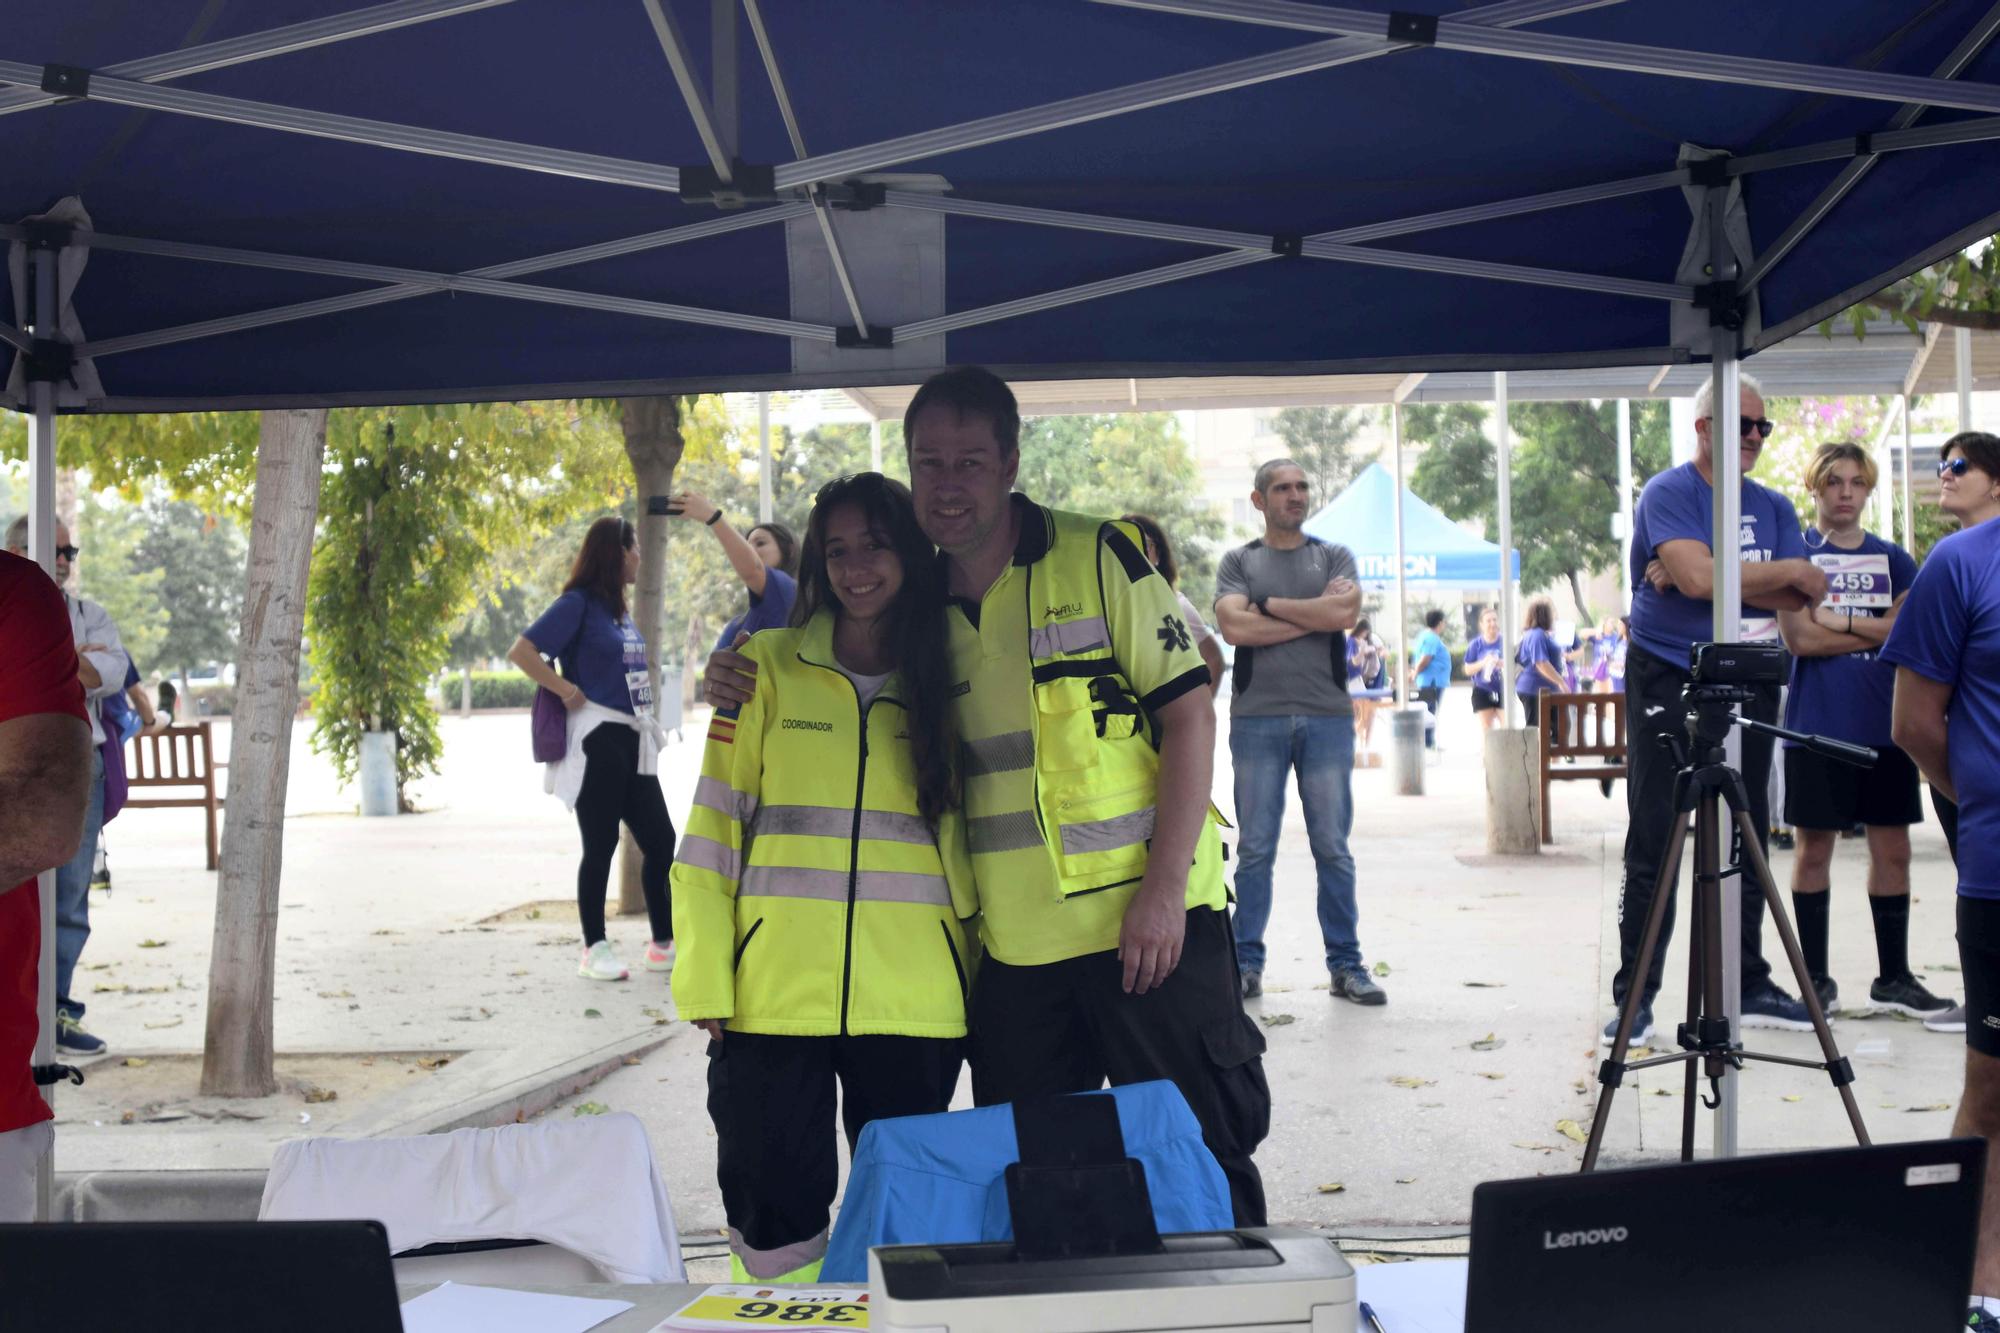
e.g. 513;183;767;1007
508;969;530;977
1651;1088;1674;1097
1463;981;1506;988
1258;1012;1296;1028
640;1007;665;1020
1395;1177;1417;1184
416;1056;451;1071
573;1101;609;1117
1389;1076;1435;1089
1627;1047;1654;1059
137;939;168;949
1555;1119;1587;1144
1781;1095;1803;1103
1475;1072;1506;1080
1512;1142;1556;1154
1907;1103;1953;1113
142;1017;183;1030
122;1057;148;1068
583;1008;603;1019
119;1110;135;1124
219;1108;264;1121
1471;1033;1505;1052
1315;1182;1345;1194
84;963;111;972
371;929;401;936
302;1087;338;1104
1930;963;1962;972
317;989;355;999
623;1056;643;1066
1373;962;1392;977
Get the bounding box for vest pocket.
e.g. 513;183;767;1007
1034;675;1099;772
1052;782;1155;892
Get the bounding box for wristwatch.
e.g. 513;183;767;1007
705;509;724;527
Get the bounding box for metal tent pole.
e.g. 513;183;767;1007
1705;183;1744;1159
25;240;59;1222
1617;398;1633;609
758;393;774;523
1959;326;1975;429
869;420;883;473
1495;373;1517;723
1391;403;1409;711
1902;392;1916;548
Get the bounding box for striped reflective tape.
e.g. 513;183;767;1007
738;866;952;907
750;804;933;844
692;775;756;824
1058;806;1156;857
677;833;740;880
961;729;1034;777
1028;616;1109;659
967;809;1046;854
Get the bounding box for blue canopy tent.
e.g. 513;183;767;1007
1305;462;1520;586
11;0;2000;1179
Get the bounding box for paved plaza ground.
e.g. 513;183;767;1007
49;687;1969;1250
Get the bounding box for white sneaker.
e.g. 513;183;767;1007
579;940;628;981
643;940;675;973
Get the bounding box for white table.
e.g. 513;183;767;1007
398;1259;1471;1331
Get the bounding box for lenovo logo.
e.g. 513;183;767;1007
1543;1226;1628;1250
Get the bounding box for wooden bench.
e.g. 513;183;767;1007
123;722;224;869
1538;691;1626;845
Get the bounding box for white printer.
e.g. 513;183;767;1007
867;1226;1357;1333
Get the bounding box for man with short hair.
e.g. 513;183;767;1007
1883;490;2000;1325
0;546;93;1221
706;367;1271;1224
5;517;124;1056
1213;461;1376;1006
1410;608;1451;752
1606;374;1826;1046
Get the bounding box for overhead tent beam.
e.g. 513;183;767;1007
767;0;1620;190
1099;0;2000;115
0;0;516;119
899;250;1277;340
642;0;734;181
57;206;820;361
0;61;683;194
1740;0;2000;290
742;0;874;340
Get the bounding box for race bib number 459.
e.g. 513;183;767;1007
1814;552;1892;609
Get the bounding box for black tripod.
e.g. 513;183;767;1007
1581;683;1875;1170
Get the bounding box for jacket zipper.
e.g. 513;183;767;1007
941;921;968;1002
838;682;870;1038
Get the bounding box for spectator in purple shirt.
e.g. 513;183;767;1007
668;490;799;654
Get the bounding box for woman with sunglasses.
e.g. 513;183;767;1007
672;473;973;1284
1776;442;1949;1023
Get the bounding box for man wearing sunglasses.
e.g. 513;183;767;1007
4;517;124;1058
1604;372;1829;1048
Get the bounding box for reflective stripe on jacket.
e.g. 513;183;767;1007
670;609;976;1037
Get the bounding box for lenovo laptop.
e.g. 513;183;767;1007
1467;1139;1985;1333
0;1219;403;1332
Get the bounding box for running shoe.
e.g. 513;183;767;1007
1870;973;1954;1019
56;1011;107;1056
1240;969;1263;1001
578;940;628;982
1925;1002;1968;1035
1811;975;1839;1015
1601;1005;1656;1048
643;940;676;973
1740;981;1814;1032
1331;965;1387;1006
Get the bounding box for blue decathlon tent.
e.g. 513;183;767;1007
1305;462;1520;586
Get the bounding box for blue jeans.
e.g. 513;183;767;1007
1229;714;1360;974
55;748;104;1018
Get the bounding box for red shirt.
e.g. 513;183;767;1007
0;551;87;1134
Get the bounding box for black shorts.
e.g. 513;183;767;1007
1471;686;1503;712
1958;897;2000;1058
1783;743;1923;830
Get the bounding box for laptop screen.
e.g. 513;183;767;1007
0;1220;404;1333
1467;1139;1984;1333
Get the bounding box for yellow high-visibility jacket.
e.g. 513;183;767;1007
671;608;976;1037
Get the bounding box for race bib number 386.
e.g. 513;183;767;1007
1814;552;1892;609
657;1285;871;1332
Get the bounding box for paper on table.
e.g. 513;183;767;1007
653;1284;872;1331
1355;1258;1469;1333
398;1280;635;1333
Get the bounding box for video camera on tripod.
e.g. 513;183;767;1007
1580;639;1878;1169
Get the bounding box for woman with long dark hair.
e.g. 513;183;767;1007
672;473;972;1283
508;516;676;981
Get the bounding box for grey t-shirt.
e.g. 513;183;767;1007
1213;538;1357;717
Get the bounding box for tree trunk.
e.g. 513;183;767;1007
1566;569;1592;627
200;409;327;1098
614;397;686;917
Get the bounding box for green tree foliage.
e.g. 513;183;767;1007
1406;400;1671;617
1015;413;1226;610
307;402;626;809
1269;405;1372;502
73;491;167;675
132;498;247;679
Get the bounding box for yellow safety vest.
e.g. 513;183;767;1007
952;502;1226;966
671;609;977;1038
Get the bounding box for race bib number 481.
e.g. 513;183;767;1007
1814;552;1892;609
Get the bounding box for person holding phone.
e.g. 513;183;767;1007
665;491;798;652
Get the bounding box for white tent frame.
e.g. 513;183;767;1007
14;0;2000;1201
